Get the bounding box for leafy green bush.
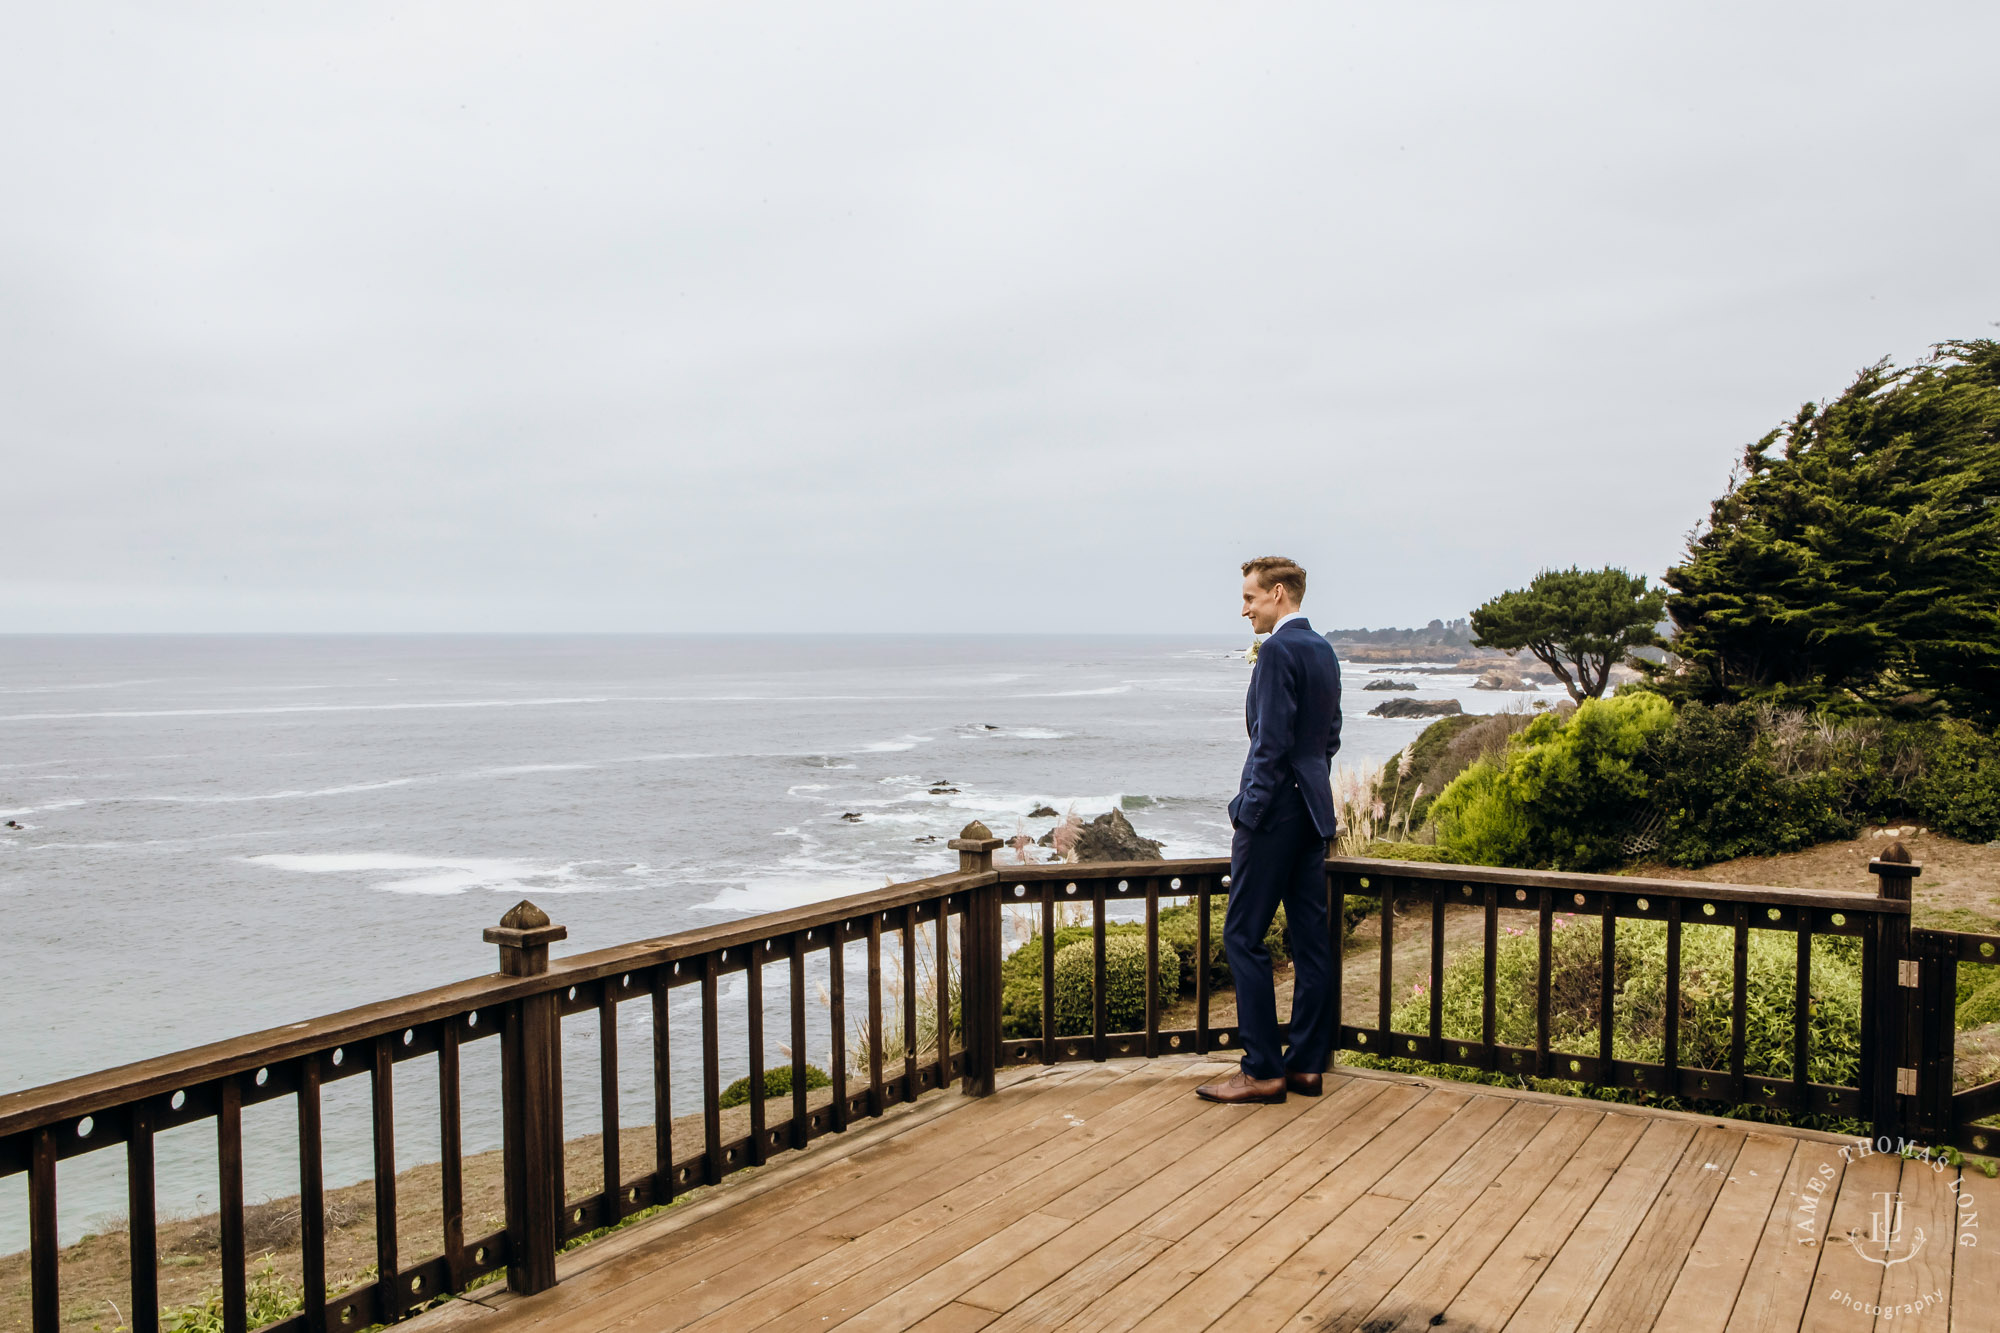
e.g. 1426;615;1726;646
1645;703;1854;865
719;1063;831;1109
1048;935;1180;1034
1429;693;1674;870
1001;900;1314;1039
1960;968;2000;1030
1346;913;1865;1132
1913;721;2000;842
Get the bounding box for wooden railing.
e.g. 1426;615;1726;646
5;825;1997;1333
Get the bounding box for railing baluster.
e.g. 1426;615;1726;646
1040;885;1056;1060
651;964;674;1202
127;1102;158;1333
1859;912;1878;1126
1429;884;1445;1053
1600;896;1616;1075
599;981;622;1210
1328;870;1343;1046
439;1027;465;1287
1481;886;1498;1068
902;907;919;1100
867;914;884;1116
298;1055;326;1333
1377;880;1395;1041
936;901;952;1083
219;1076;246;1333
1731;904;1750;1098
702;952;723;1183
370;1039;397;1325
1535;889;1553;1078
829;926;848;1131
789;935;809;1149
1145;879;1160;1059
1196;879;1211;1053
1794;920;1813;1111
1665;897;1683;1093
1092;886;1107;1060
29;1126;57;1333
745;945;766;1166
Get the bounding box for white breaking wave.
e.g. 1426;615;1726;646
691;876;893;914
861;735;934;752
243;852;651;897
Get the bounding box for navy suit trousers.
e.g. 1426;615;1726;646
1225;782;1337;1081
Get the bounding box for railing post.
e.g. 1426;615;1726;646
1866;844;1920;1144
486;900;567;1295
948;821;1004;1096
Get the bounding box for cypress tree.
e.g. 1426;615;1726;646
1664;339;2000;725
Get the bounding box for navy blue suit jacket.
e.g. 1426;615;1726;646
1228;618;1343;837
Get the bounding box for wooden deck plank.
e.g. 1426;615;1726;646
908;1302;999;1332
1035;1085;1451;1333
970;1233;1173;1333
1800;1148;1901;1333
827;1084;1364;1330
1427;1110;1651;1333
567;1065;1196;1333
1070;1089;1501;1333
1871;1155;1958;1330
393;1061;1965;1333
1724;1138;1847;1333
1248;1100;1565;1331
1653;1133;1801;1333
670;1068;1222;1331
1333;1106;1607;1333
1222;1192;1411;1331
1575;1123;1749;1332
952;1077;1393;1316
467;1062;1119;1333
1950;1160;1996;1333
1499;1116;1698;1333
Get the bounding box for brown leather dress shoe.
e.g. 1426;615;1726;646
1195;1071;1287;1104
1286;1072;1323;1097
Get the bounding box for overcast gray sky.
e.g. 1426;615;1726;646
3;3;1995;634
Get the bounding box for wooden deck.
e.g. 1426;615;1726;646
414;1059;1990;1333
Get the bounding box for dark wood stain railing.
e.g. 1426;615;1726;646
5;826;1998;1333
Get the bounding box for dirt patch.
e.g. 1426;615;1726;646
1624;828;2000;931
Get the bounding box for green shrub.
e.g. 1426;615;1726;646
1346;913;1865;1132
1645;703;1854;865
1960;969;2000;1030
719;1063;830;1109
1047;934;1180;1034
1001;899;1309;1039
1430;693;1673;870
1913;721;2000;842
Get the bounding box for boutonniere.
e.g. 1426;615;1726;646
1246;636;1262;667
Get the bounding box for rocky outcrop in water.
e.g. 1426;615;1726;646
1037;808;1163;861
1367;697;1464;719
1362;679;1418;691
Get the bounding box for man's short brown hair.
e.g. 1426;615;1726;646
1242;556;1306;603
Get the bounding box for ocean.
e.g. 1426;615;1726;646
0;634;1558;1247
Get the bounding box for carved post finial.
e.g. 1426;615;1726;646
1867;841;1922;903
484;900;567;976
947;820;1003;874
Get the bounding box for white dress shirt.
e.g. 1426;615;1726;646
1271;611;1308;635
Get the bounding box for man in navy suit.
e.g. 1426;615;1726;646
1198;556;1343;1104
